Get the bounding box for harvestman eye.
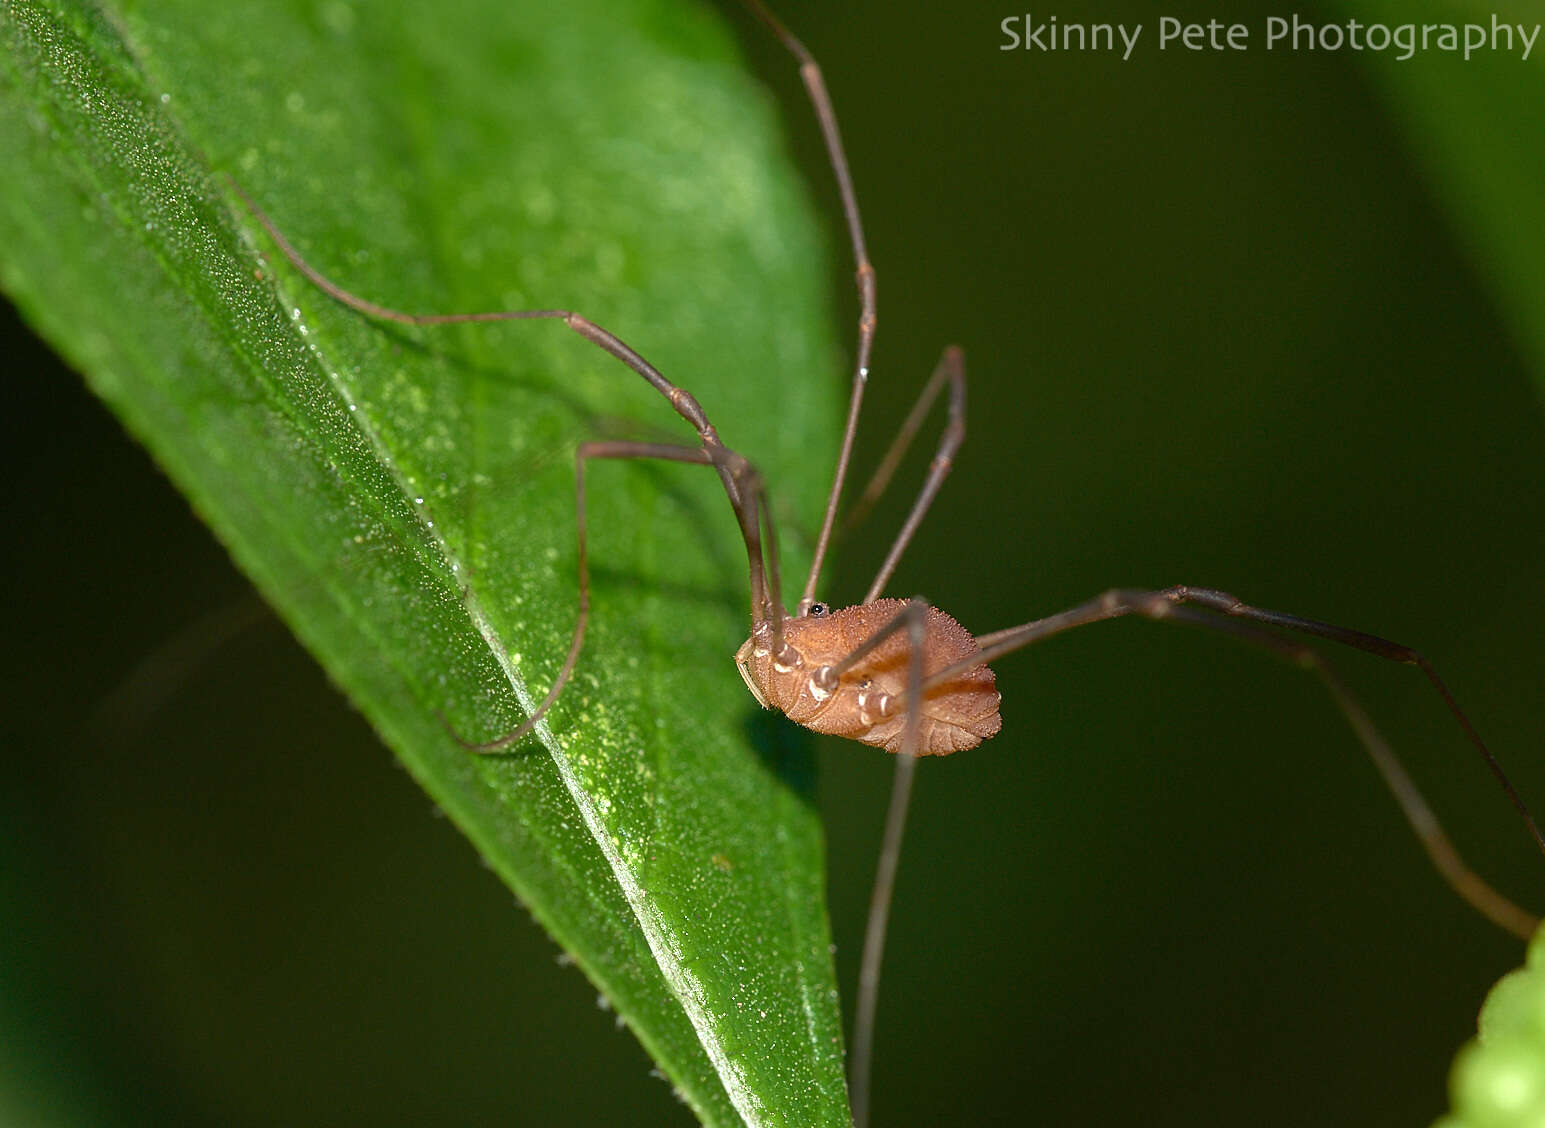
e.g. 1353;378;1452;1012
232;2;1545;1125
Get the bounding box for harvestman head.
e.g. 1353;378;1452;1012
233;2;1544;1124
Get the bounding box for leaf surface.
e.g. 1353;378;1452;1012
0;0;847;1122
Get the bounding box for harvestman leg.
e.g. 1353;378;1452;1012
448;436;792;750
743;0;876;614
742;2;970;605
838;346;968;1128
856;346;967;604
911;586;1545;936
813;597;932;1128
231;180;804;691
456;441;702;751
843;346;966;538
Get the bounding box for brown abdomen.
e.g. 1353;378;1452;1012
749;600;1002;756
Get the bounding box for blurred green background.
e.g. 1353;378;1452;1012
6;0;1545;1125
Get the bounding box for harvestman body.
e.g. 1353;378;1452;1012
235;3;1543;1125
737;599;1001;755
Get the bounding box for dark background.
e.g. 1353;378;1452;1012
7;0;1545;1125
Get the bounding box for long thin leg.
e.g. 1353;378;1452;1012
232;182;719;440
819;597;930;1128
852;752;914;1128
925;586;1542;938
847;344;967;1124
843;345;964;535
452;439;796;751
1155;605;1538;939
231;180;804;646
741;1;877;613
231;182;768;591
723;452;792;654
861;346;966;604
454;441;710;752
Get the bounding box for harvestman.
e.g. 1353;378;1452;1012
235;3;1544;1123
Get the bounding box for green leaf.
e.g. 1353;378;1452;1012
1437;924;1545;1126
1331;0;1545;403
0;0;847;1122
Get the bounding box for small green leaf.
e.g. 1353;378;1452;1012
1439;925;1545;1127
0;0;848;1122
